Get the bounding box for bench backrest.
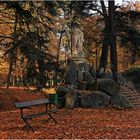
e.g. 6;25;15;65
15;99;49;108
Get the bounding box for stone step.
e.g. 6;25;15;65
128;99;140;103
129;100;140;104
120;87;134;90
120;87;133;89
121;94;136;96
121;93;138;97
122;93;138;96
120;84;140;108
120;90;135;93
131;98;140;102
133;103;140;105
121;88;137;93
132;102;140;106
120;86;131;88
120;86;135;89
127;99;140;103
120;87;130;89
120;89;133;91
120;88;132;90
134;107;140;109
121;91;136;94
127;97;140;106
131;103;140;108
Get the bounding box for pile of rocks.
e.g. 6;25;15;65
56;57;132;109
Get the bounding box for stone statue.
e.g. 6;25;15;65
71;24;84;57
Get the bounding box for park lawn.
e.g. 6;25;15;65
0;87;140;139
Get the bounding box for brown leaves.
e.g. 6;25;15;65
1;108;140;139
0;88;140;139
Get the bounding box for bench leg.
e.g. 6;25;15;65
45;103;57;124
22;118;34;132
20;108;34;132
46;114;57;124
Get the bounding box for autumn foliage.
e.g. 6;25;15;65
0;88;140;139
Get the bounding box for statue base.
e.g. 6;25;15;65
69;55;89;66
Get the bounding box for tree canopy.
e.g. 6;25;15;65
0;0;139;88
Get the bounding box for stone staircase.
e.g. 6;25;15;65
120;84;140;108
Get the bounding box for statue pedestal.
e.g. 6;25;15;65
69;55;89;67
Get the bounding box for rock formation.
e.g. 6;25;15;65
56;21;132;109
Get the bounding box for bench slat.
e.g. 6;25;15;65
23;112;47;119
15;99;49;108
23;109;57;119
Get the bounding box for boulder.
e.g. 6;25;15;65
117;74;127;85
89;66;96;78
78;81;88;90
56;86;71;95
80;91;110;108
104;71;113;79
77;62;89;72
109;94;133;108
86;80;95;90
64;59;77;85
97;67;105;78
56;86;72;108
83;71;93;82
77;68;83;82
95;79;120;96
117;74;134;88
65;91;79;109
89;79;98;90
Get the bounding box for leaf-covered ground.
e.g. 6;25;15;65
0;87;140;139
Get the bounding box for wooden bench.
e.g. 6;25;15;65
15;99;57;132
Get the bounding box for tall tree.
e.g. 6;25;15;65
108;0;117;81
98;0;110;72
0;1;66;88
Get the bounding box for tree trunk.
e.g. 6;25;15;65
57;30;63;65
7;13;18;88
7;56;14;88
108;0;118;81
99;0;110;72
99;29;110;71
